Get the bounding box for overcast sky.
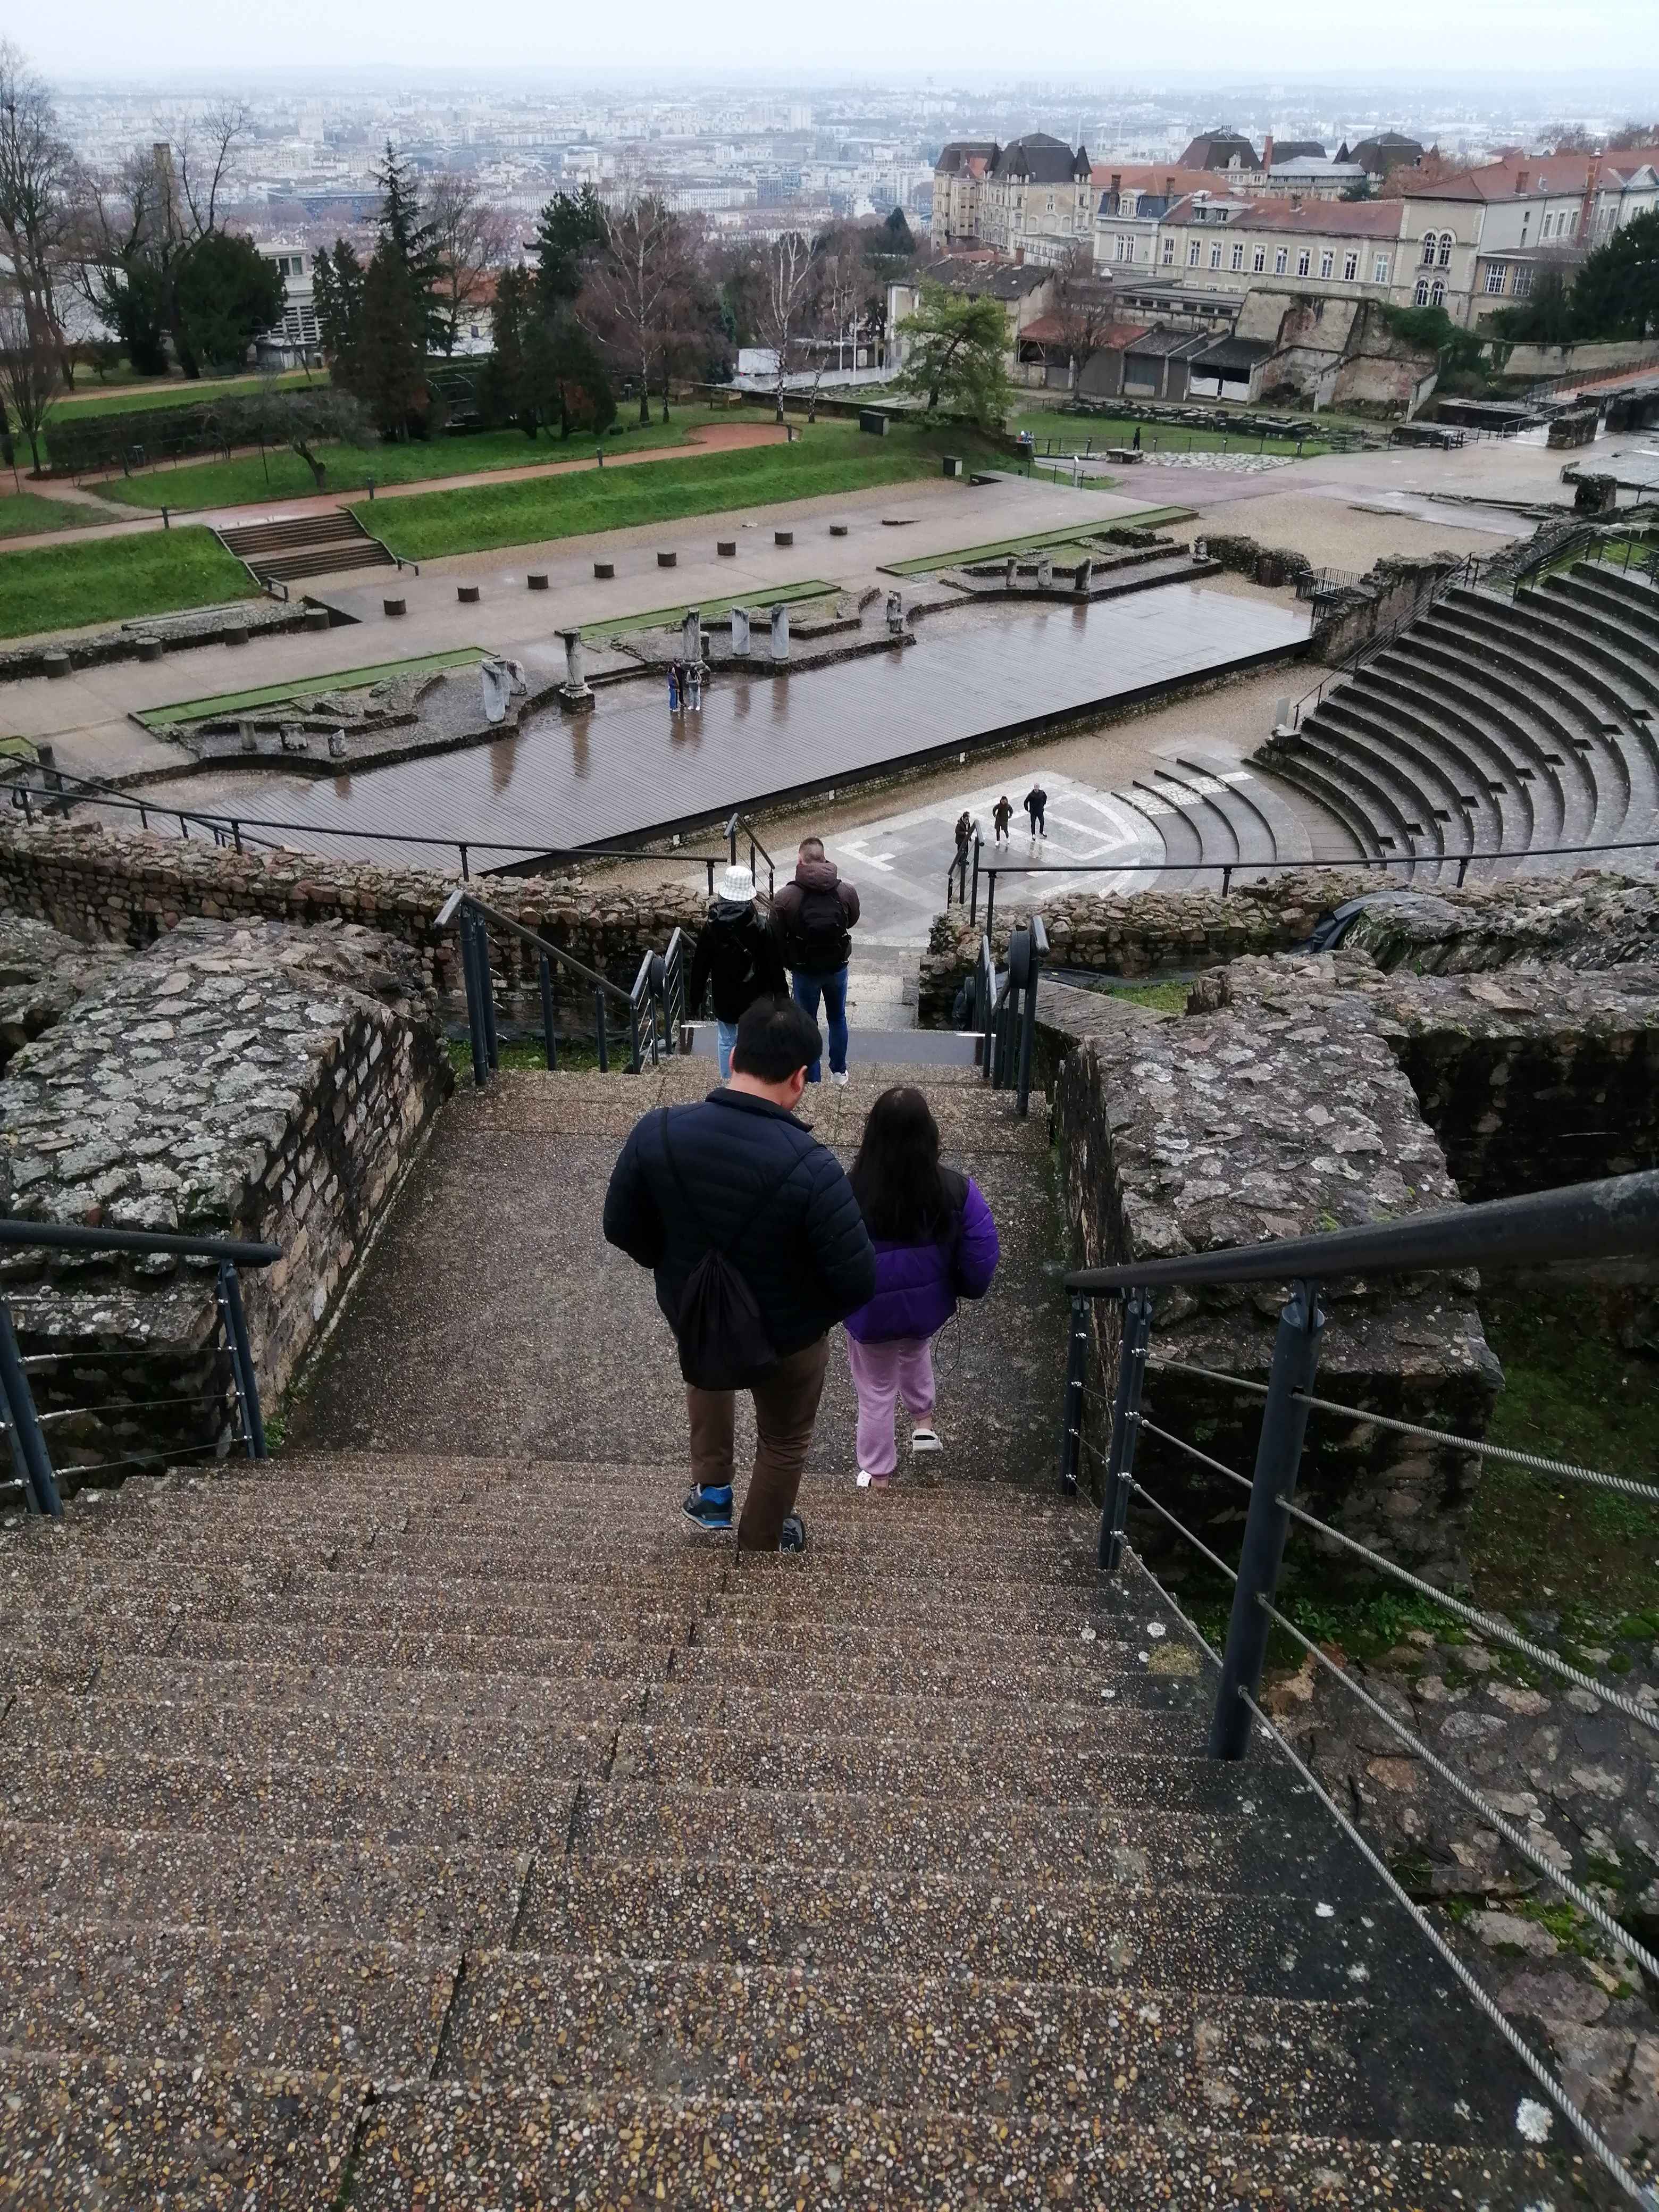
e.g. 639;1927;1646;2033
24;0;1659;89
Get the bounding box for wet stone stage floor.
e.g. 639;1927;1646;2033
135;586;1310;867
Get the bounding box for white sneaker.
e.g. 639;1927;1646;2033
830;1069;849;1086
910;1425;942;1454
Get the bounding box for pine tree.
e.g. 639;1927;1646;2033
533;186;604;311
312;240;365;384
482;262;536;434
357;239;427;438
374;141;445;349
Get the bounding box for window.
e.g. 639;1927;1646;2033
1046;192;1055;212
1437;233;1452;265
1513;264;1534;297
1230;242;1244;270
1319;250;1334;278
1343;252;1359;281
1209;241;1223;267
1274;247;1288;274
1566;210;1577;236
1430;278;1445;305
1373;254;1391;283
1414;276;1430;305
1542;213;1554;239
1296;249;1311;275
1420;232;1437;263
1253;247;1266;272
1188;238;1202;265
1485;262;1507;294
1162;235;1176;264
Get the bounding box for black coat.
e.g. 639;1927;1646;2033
602;1088;877;1359
686;906;787;1024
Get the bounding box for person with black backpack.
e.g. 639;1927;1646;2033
601;996;876;1552
770;836;860;1087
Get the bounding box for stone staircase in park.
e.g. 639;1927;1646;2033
0;1062;1555;2207
214;507;399;589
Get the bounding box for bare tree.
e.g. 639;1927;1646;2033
753;228;821;422
428;174;514;355
579;186;693;425
0;42;76;382
1049;243;1118;391
0;279;62;471
165;101;252;237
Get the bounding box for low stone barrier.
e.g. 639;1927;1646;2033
0;917;450;1494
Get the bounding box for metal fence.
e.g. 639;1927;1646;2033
1058;1168;1659;2209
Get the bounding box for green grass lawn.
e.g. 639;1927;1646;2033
357;422;994;564
51;368;323;423
0;527;259;643
134;646;487;729
94;404;779;514
1009;408;1327;459
0;490;112;539
880;510;1196;577
583;578;839;646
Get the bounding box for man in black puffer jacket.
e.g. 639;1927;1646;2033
603;996;876;1552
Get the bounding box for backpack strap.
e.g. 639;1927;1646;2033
658;1107;812;1259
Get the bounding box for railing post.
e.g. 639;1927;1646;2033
983;872;996;945
969;833;982;923
595;990;609;1073
1015;921;1042;1120
629;992;642;1074
1058;1291;1089;1496
539;952;558;1071
461;909;489;1090
1208;1277;1325;1761
216;1261;267;1461
1099;1287;1153;1570
0;1299;61;1519
476;917;499;1073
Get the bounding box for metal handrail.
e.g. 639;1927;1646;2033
1065;1168;1659;1294
0;1217;279;1520
1284;550;1488;730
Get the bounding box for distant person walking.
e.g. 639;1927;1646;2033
602;998;876;1552
686;865;787;1080
667;660;682;713
772;837;860;1087
1132;424;1142;453
1025;782;1048;839
843;1087;999;1488
992;794;1013;844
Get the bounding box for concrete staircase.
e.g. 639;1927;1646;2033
215;508;399;588
0;1063;1554;2207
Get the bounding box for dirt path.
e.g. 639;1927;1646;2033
0;421;790;556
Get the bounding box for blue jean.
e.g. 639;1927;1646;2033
791;964;849;1081
716;1018;739;1080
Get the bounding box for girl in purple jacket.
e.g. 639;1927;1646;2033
843;1087;1000;1488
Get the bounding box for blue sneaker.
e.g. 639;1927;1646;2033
682;1483;733;1533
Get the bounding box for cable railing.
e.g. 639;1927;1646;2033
9;768;777;896
1283;549;1490;731
1057;1167;1659;2210
973;913;1045;1117
438;886;690;1086
0;1219;279;1519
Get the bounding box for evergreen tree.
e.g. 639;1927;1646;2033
892;286;1013;424
1570;208;1659;341
311;240;365;380
357;239;427;437
528;308;615;438
174;230;286;372
533;186;604;311
482;262;537;434
374;140;445;351
882;205;915;254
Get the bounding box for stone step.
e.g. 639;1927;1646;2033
0;1921;455;2077
699;1581;1173;1635
669;1638;1176;1697
119;1648;664;1712
613;1721;1246;1807
0;1747;579;1850
641;1680;1205;1749
685;1618;1151;1670
172;1615;689;1674
346;2085;1552;2209
513;1863;1388;2000
572;1783;1348;1895
3;1821;526;1947
442;1954;1457;2141
0;2053;361;2212
3;1688;630;1779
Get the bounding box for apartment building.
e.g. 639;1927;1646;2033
1400;150;1659;311
931;141;999;246
253;237;324;366
930;132;1092;262
1093;166;1231;271
1155;194;1407;308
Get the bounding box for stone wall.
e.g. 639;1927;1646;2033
0;918;450;1493
0;915;129;1074
0;819;707;1037
1043;962;1498;1588
1340;875;1659;976
1308;554;1465;667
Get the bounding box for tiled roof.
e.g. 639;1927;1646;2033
1167;193;1403;237
1018;315;1148;347
992;133;1090;184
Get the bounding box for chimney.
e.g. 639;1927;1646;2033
1166;173;1176;196
1013;245;1024;265
1262;133;1275;170
1111;171;1121;194
1514;167;1529;194
1291;193;1304;212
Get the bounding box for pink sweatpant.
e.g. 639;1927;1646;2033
845;1334;936;1479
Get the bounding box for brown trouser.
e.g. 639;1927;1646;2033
686;1335;831;1551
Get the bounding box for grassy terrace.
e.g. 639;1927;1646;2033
879;510;1195;578
0;527;258;643
583;578;839;645
1007;407;1330;459
354;420;999;564
133;647;487;730
91;404;781;513
52;368;322;423
0;491;115;540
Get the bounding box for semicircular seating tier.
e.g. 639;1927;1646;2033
1246;559;1659;886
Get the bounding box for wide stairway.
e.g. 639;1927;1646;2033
1252;558;1659;884
215;508;399;588
0;1063;1552;2206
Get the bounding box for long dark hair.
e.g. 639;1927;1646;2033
849;1087;953;1243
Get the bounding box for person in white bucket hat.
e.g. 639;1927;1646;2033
686;862;788;1080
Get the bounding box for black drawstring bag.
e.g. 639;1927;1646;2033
659;1109;809;1391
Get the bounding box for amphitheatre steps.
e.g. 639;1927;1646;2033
214;507;398;588
1249;557;1659;884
